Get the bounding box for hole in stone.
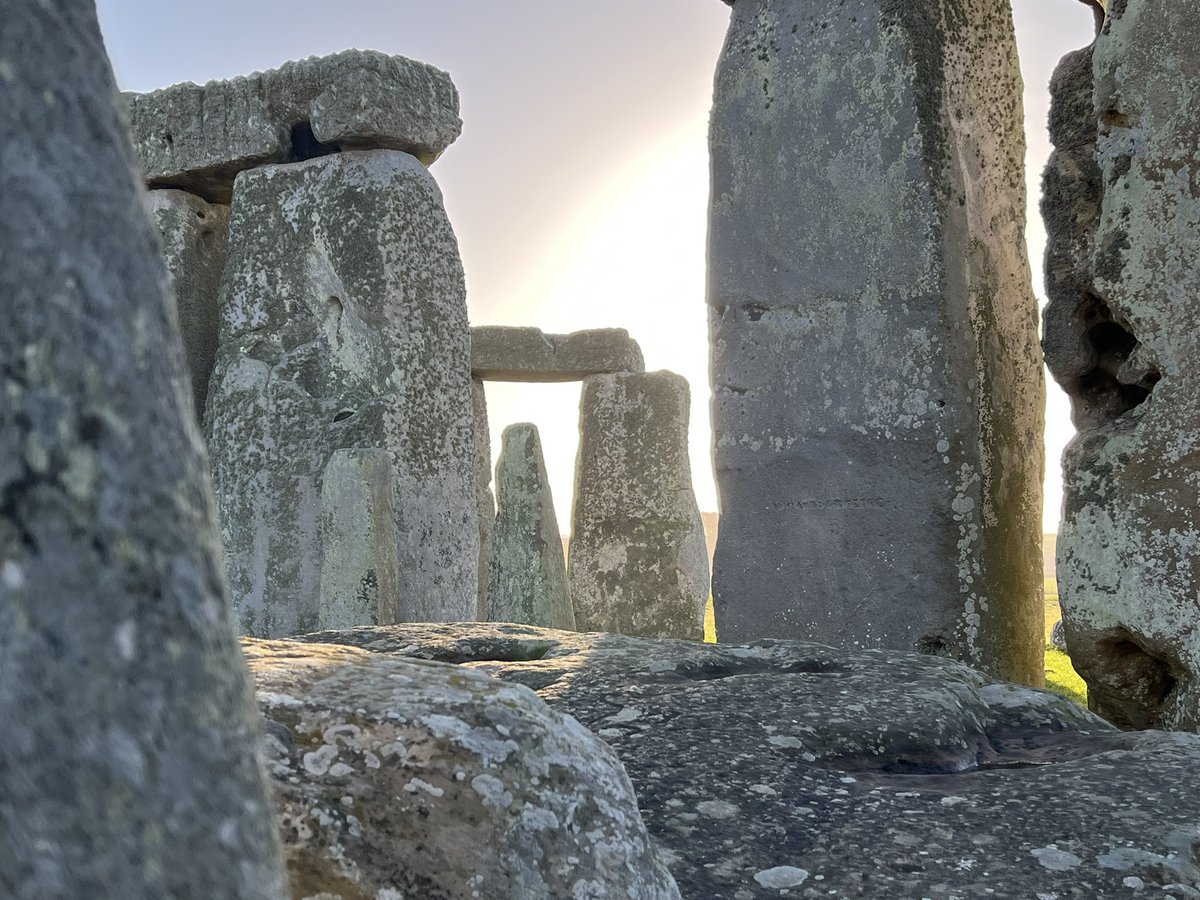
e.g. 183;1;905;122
916;634;948;656
325;295;344;324
288;121;338;162
332;409;355;423
1071;293;1157;424
1101;109;1132;129
164;132;174;147
1092;635;1178;729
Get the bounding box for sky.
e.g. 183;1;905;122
96;0;1098;533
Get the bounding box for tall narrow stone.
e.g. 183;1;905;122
472;377;494;619
144;189;229;420
206;149;477;637
0;2;285;895
708;0;1045;684
318;449;399;629
486;424;574;630
569;373;708;639
1043;0;1200;730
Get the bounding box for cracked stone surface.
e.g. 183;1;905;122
0;3;284;895
707;0;1045;686
1042;0;1200;730
125;49;461;203
295;623;1200;899
245;638;679;899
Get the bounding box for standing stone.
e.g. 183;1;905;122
0;2;285;895
487;424;575;630
473;377;494;619
144;189;229;420
569;372;708;639
206;149;477;637
318;449;399;629
1043;0;1200;730
708;0;1045;684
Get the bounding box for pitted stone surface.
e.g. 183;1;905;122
205;149;477;637
245;638;680;899
295;623;1200;899
473;377;494;619
486;424;574;630
569;372;708;639
470;326;644;382
144;189;229;420
126;49;461;202
0;4;284;895
708;0;1045;685
1042;0;1200;730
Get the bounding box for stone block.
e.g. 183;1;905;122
470;326;644;382
473;377;494;619
125;49;461;202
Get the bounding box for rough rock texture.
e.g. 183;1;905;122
126;49;461;203
0;3;285;895
296;623;1200;900
471;326;644;382
244;638;680;899
487;424;575;630
318;449;398;629
1050;619;1069;653
473;377;494;619
708;0;1046;685
144;189;229;420
206;149;477;637
569;372;708;639
1043;0;1200;731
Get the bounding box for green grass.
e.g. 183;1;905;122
702;583;1090;708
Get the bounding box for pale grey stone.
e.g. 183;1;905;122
473;377;494;619
486;424;574;630
471;326;644;382
569;372;708;639
0;3;285;895
708;0;1045;685
1043;0;1200;730
296;622;1200;899
205;149;477;637
125;49;461;202
244;638;680;899
144;189;229;420
1050;619;1068;653
318;449;398;629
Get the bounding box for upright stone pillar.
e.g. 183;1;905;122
486;424;575;629
708;0;1045;683
143;189;229;421
473;377;494;619
206;150;477;636
319;449;399;629
1043;0;1200;730
0;2;285;894
569;372;709;639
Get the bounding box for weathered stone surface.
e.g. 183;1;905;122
244;638;680;899
1043;0;1200;731
1050;619;1069;653
487;424;574;630
318;449;398;629
126;49;461;203
0;4;285;895
206;149;477;637
569;372;708;639
144;189;229;420
708;0;1045;684
473;377;494;619
471;326;644;382
296;623;1200;899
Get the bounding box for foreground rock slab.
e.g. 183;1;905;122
1043;0;1200;731
245;638;679;899
126;49;461;202
471;326;644;382
0;3;285;895
708;0;1045;683
298;623;1200;899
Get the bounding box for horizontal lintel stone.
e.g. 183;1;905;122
470;326;644;382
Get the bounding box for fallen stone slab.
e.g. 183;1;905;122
125;49;461;203
144;189;229;420
245;638;680;899
296;623;1200;899
470;326;644;382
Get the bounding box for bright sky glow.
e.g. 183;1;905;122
96;0;1097;533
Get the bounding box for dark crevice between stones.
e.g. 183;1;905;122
421;640;559;664
668;658;849;681
1089;633;1180;730
288;122;339;163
